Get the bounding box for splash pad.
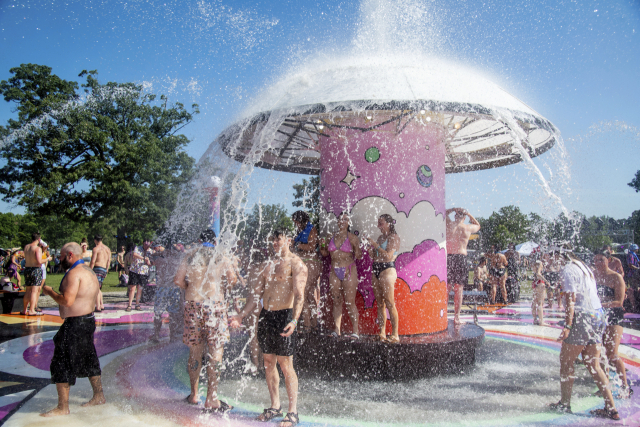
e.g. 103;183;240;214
213;55;559;377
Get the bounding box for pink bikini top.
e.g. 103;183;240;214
328;236;352;253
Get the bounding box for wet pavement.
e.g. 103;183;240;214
1;295;639;426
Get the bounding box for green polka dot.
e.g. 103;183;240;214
365;147;380;163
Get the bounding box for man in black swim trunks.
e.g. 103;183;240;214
22;232;46;316
41;242;105;417
488;245;509;304
230;229;307;427
446;208;481;325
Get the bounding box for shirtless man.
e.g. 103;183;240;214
230;229;307;427
116;246;126;277
602;245;624;275
487;245;509;304
446;208;481;325
22;232;46;316
174;229;238;413
89;235;111;312
473;257;489;292
40;242;105;416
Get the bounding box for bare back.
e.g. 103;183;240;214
176;247;237;303
59;264;100;318
24;241;43;268
91;242;111;269
446;222;477;255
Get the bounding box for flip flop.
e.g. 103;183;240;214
590;408;620;420
26;312;44;316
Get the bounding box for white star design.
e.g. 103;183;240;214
340;169;359;189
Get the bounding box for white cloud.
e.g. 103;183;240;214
321;196;445;255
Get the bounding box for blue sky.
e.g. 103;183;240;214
1;0;639;220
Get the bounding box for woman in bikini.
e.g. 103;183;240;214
366;214;400;343
594;250;632;398
291;211;321;331
320;213;362;338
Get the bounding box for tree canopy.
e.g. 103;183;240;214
629;170;640;193
0;64;197;242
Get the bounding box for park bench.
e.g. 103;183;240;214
0;290;26;314
449;290;489;325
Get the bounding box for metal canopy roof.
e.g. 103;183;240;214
218;100;557;175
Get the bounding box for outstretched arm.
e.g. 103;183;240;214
282;258;308;337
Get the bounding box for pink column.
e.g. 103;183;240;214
318;113;448;335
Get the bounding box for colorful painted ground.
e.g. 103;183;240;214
1;300;639;426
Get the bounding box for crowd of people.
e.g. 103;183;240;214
4;209;638;425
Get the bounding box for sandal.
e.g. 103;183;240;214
135;304;142;311
590;408;620;420
330;331;339;338
125;306;132;312
256;407;282;422
280;412;299;427
548;401;572;413
349;333;359;340
202;400;233;414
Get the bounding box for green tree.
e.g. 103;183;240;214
292;176;320;226
478;205;530;250
629;170;640;193
0;64;197;242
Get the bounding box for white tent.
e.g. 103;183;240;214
516;241;540;256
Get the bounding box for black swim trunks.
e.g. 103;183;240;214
543;272;561;289
447;254;468;286
50;313;101;385
605;307;625;326
372;262;395;279
257;309;297;356
128;271;148;287
489;267;506;278
24;266;43;287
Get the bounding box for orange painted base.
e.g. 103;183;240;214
320;275;448;336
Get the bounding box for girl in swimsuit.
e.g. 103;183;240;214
320;213;362;338
594;251;631;398
366;214;401;343
291;211;321;331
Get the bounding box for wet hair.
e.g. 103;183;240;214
292;211;310;225
594;249;611;258
379;214;397;235
31;232;41;242
478;256;487;265
270;228;291;240
200;229;217;243
94;234;103;242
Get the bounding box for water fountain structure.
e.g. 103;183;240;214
214;55;559;379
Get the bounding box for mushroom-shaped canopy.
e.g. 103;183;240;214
218;56;558;174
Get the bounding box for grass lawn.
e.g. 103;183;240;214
17;271;126;294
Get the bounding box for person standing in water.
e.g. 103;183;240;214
231;229;307;427
531;259;548;326
446;208;481;324
320;213;362;338
291;211;321;331
40;242;105;417
22;232;45;316
487;245;509;305
594;250;632;398
149;243;185;343
175;229;238;413
543;250;563;310
366;214;401;343
473;257;489;292
550;247;618;421
89;235;111;313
